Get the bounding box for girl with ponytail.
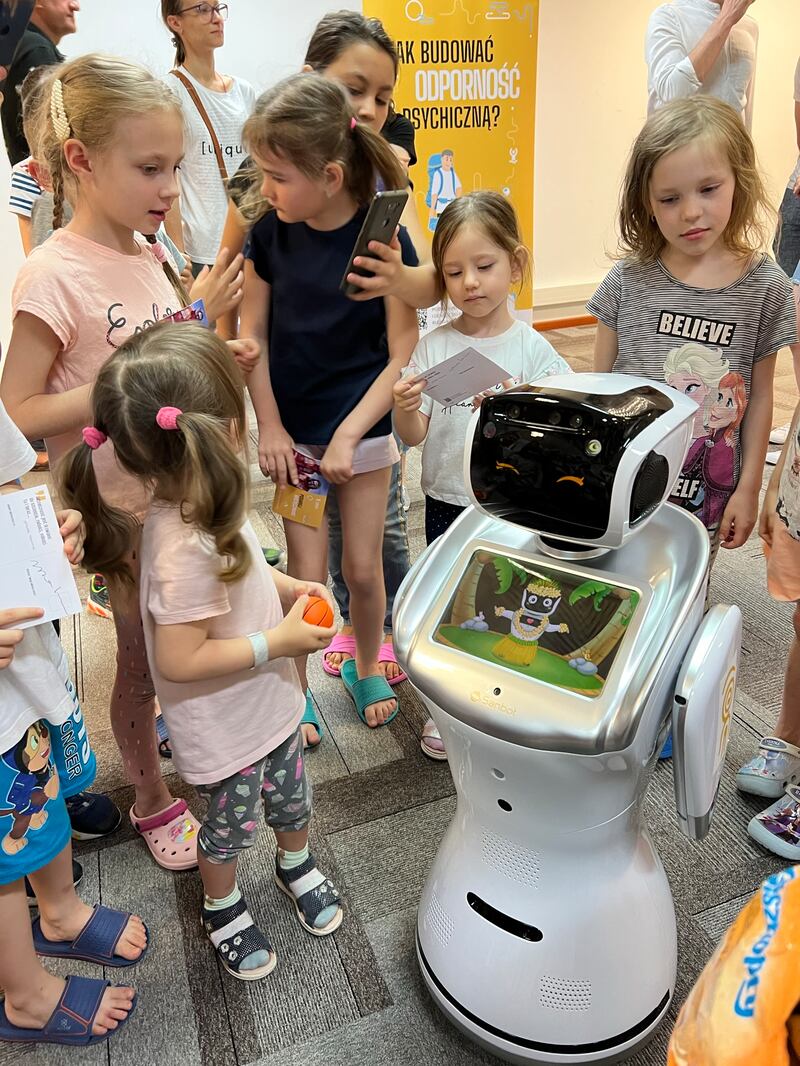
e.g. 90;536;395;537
0;53;254;874
240;72;420;732
60;322;341;981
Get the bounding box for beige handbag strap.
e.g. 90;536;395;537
170;69;228;186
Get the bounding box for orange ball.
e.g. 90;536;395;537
303;596;334;628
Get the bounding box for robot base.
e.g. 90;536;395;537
417;934;671;1065
414;712;677;1065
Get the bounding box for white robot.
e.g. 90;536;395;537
393;375;741;1065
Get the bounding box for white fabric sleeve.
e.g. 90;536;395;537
645;8;702;107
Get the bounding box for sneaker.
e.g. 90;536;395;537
748;785;800;860
26;858;82;907
401;482;411;513
421;717;448;761
658;733;673;760
736;736;800;798
87;573;113;619
770;425;790;446
65;790;122;840
766;450;781;466
261;547;286;572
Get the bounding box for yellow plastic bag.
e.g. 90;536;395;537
669;867;800;1066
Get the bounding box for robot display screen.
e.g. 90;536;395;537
433;551;640;697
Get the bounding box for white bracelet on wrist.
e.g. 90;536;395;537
246;631;269;669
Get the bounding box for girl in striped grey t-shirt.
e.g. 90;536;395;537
589;97;796;563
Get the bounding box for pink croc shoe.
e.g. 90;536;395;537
130;798;199;870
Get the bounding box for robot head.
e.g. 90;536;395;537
521;577;562;618
466;373;695;550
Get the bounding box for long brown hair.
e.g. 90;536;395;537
161;0;187;66
618;96;772;264
38;53;189;306
304;10;398;78
243;72;405;212
59;322;250;587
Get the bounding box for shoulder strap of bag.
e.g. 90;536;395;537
170;69;228;187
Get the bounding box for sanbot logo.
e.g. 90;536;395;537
470;690;517;716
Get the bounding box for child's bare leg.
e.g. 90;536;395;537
283;518;329;743
775;604;800;747
338;468;396;726
1;859;134;1034
29;839;147;960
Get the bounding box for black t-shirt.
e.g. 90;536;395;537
246;207;419;445
382;111;417;168
1;25;63;165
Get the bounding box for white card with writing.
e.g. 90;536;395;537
413;347;511;406
0;484;82;627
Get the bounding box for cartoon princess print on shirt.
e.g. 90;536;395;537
680;371;747;531
663;343;730;438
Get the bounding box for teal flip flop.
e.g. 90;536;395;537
302;688;323;748
340;659;399;727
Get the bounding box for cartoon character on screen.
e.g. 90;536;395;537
0;721;59;855
493;576;570;666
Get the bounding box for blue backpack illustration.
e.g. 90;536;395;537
425;153;444;209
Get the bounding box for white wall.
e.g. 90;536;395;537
1;0;799;345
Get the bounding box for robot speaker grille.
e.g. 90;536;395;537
425;891;455;948
629;451;669;526
539;975;593;1013
481;830;540;887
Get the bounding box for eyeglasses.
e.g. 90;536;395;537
178;3;228;21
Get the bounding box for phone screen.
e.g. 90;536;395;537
0;1;35;72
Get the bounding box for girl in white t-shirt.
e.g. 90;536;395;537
0;54;253;874
60;322;341;981
392;191;571;758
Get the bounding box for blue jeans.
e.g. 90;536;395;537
775;186;800;277
327;460;410;631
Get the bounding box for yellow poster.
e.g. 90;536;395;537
365;0;540;308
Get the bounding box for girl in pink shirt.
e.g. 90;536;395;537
60;321;341;980
0;54;251;871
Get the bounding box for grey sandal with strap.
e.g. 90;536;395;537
202;896;276;981
274;854;342;936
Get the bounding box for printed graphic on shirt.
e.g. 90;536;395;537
105;300;177;349
656;311;737;347
0;721;58;856
663;341;747;532
777;428;800;541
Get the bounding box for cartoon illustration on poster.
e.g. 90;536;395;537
434;551;640;697
364;0;539;308
665;343;747;532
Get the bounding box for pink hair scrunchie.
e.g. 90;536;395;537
81;426;107;450
149;241;168;264
350;116;357;131
156;406;182;431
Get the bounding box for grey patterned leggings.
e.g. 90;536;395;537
195;727;312;864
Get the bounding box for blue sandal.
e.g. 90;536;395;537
32;904;148;968
340;659;399;727
301;689;323;749
0;975;137;1046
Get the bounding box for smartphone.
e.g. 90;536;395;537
0;1;35;73
339;189;409;296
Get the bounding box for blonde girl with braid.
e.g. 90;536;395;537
0;54;256;872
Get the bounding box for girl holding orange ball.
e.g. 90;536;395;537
59;321;342;981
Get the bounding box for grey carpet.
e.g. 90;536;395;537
12;326;797;1065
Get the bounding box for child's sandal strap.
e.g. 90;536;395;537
276;854;341;929
203;898;274;977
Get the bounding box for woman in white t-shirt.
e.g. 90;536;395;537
645;0;758;130
161;1;256;272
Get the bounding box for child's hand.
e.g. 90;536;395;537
758;503;780;548
287;580;335;618
269;596;336;660
0;608;43;669
473;379;517;409
393;375;426;413
320;436;355;484
345;231;403;301
719;488;758;550
259;426;298;487
189;248;244;321
227;337;261;375
56;508;85;565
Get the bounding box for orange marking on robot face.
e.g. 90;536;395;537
496;462;520;475
557;476;585;486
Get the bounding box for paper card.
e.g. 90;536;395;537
271;450;330;529
165;299;209;328
412;347;512;406
0;485;82;627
